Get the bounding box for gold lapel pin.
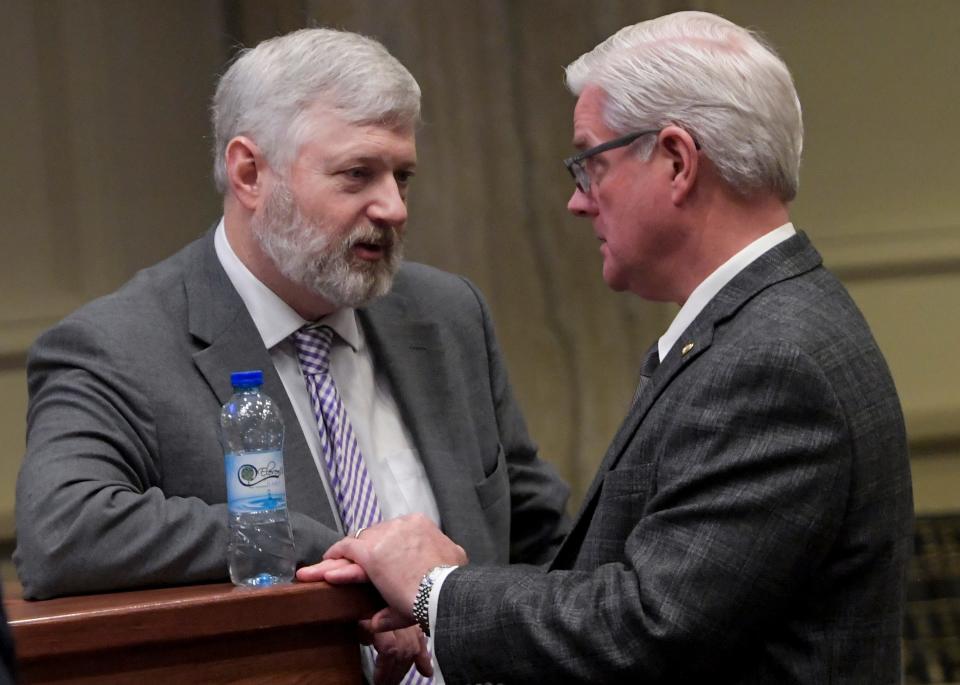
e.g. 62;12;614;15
681;342;695;356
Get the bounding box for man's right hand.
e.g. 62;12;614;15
297;513;467;625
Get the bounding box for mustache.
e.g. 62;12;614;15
345;224;398;249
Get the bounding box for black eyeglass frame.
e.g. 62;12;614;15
563;129;661;193
563;128;702;193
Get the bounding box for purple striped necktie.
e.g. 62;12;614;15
293;325;431;685
293;325;382;534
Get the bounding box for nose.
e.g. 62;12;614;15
567;186;597;217
368;177;408;228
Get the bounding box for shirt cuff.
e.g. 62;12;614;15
427;564;458;684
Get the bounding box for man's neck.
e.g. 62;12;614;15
674;191;790;305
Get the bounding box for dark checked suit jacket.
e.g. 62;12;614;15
14;229;570;599
435;232;914;684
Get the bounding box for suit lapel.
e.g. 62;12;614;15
551;329;713;569
358;296;490;551
601;326;713;475
552;232;824;569
185;232;339;530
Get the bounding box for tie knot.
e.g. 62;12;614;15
293;326;334;376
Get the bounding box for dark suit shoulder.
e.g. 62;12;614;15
33;235;211;359
383;262;490;329
708;262;900;422
392;262;482;305
715;261;875;360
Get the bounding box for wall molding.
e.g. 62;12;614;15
0;294;88;360
903;406;960;460
817;225;960;282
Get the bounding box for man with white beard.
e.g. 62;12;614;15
14;28;570;685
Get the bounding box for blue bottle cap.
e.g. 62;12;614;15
230;370;263;389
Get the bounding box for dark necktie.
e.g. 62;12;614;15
631;342;661;407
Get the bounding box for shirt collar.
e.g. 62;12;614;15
213;218;361;352
658;222;796;362
315;307;362;352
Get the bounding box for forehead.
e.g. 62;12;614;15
296;105;417;164
572;86;617;148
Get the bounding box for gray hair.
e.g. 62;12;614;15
565;11;802;201
211;28;421;193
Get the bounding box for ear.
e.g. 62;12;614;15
225;136;267;211
659;125;700;205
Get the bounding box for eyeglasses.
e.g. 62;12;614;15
563;129;660;193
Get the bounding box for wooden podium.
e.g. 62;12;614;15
4;580;382;684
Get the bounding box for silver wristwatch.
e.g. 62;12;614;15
412;565;454;637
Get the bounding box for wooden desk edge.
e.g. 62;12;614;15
4;581;383;660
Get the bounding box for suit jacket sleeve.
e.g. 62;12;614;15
14;316;339;599
434;340;869;683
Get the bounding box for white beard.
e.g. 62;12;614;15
251;181;403;309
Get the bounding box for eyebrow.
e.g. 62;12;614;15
571;126;603;151
334;154;417;169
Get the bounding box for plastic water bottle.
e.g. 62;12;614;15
220;370;296;587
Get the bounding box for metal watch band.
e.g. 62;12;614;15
412;565;454;637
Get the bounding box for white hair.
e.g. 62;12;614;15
211;28;421;193
565;11;802;201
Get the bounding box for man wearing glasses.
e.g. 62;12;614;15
301;11;913;683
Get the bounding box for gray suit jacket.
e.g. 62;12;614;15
435;233;913;684
15;230;570;599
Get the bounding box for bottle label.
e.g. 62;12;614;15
225;450;288;513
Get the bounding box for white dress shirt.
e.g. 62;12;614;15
427;222;797;682
214;219;441;681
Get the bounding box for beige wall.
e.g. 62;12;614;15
1;0;957;538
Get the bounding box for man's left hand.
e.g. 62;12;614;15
362;622;433;685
